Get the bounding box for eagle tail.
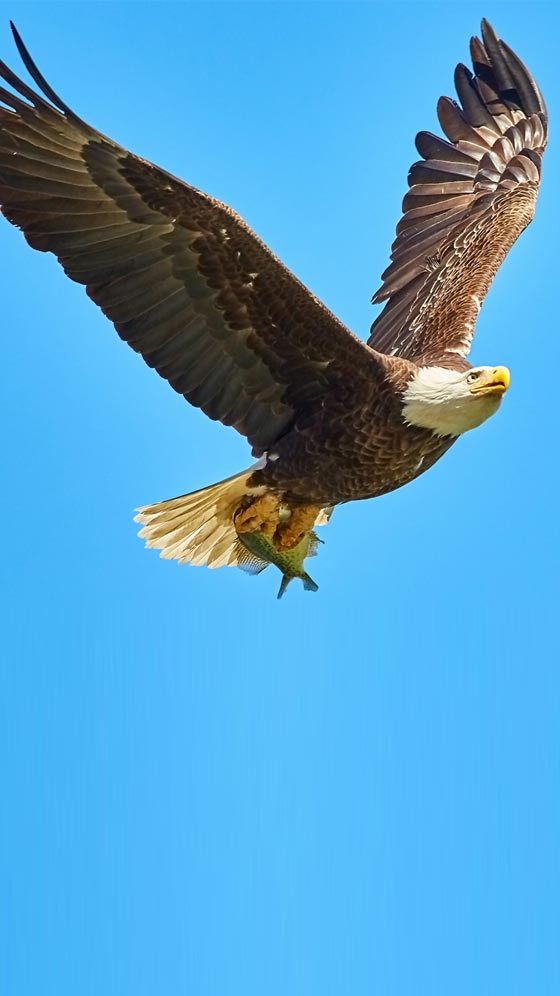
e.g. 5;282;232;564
134;468;262;569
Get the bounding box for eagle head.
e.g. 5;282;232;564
402;365;510;437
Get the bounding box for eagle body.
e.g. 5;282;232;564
0;21;547;592
248;357;456;507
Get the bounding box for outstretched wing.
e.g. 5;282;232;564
368;20;547;365
0;25;379;456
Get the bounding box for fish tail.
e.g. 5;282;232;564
134;466;264;569
302;572;319;593
277;575;292;599
277;571;319;599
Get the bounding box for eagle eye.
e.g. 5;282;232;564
467;371;480;384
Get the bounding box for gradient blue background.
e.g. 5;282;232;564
1;3;559;994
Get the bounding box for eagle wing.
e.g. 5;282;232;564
0;24;380;456
368;20;547;365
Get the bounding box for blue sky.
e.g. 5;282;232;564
1;2;559;994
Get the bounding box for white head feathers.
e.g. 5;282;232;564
402;365;509;437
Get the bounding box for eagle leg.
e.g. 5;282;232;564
233;493;280;538
274;505;322;551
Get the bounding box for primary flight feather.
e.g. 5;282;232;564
0;20;547;596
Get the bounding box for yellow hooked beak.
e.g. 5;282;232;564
470;365;510;396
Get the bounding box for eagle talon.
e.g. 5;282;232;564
274;505;322;551
233;493;280;537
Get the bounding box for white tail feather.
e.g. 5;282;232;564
134;467;264;569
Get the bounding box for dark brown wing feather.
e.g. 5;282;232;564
0;25;380;455
368;20;547;364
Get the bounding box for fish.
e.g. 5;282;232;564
235;528;322;599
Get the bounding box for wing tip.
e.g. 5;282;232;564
5;19;90;129
9;20;23;49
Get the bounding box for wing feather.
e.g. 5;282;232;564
0;25;381;455
368;20;547;363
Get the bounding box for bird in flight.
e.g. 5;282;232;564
0;21;547;596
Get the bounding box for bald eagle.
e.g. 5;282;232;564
0;21;547;595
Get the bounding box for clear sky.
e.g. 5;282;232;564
1;2;559;994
